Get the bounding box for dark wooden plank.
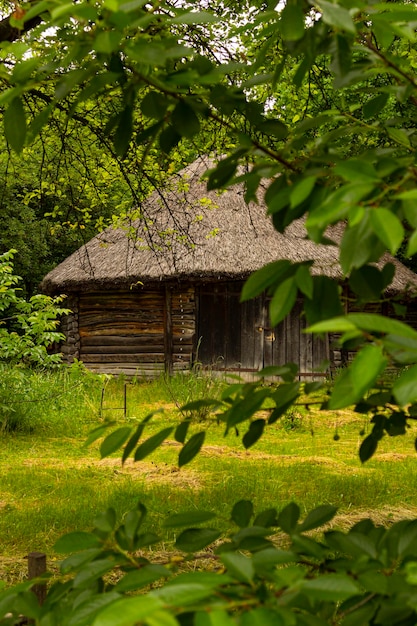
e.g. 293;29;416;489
240;296;264;371
164;286;173;375
286;304;301;371
82;335;164;347
224;283;242;368
82;343;165;355
82;353;165;363
197;285;215;364
272;318;287;367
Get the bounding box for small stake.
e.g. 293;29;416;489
28;551;47;606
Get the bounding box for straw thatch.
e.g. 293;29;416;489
41;156;417;295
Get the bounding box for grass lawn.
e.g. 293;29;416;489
1;372;417;585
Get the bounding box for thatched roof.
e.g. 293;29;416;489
41;156;417;295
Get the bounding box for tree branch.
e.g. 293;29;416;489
0;9;42;43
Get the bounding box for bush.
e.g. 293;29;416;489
0;249;69;368
0;363;103;435
3;499;417;625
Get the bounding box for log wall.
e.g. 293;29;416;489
71;287;196;377
57;281;417;379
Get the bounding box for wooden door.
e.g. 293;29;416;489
197;283;328;378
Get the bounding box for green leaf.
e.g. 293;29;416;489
73;559;116;589
60;548;103;574
349;264;393;301
317;0;356;34
340;219;384;274
55;68;92;100
114;565;170;592
306;183;374;236
280;3;305;41
164;511;216;528
329;345;388;409
159;126;181;154
386;127;411;147
290;176;317;208
269;277;298;326
309;313;417;339
332;34;351;77
393;365;417;407
359;434;379;463
92;596;163;626
114;105;133;157
175;528;221;552
94;508;117;534
225;387;270;430
370;209;404;255
100;427;131;459
141;92;170;121
26;105;54;143
407;230;417;257
195;610;235;626
278;502;300;533
256;363;298;382
271;382;301;413
295;264;313;299
134;427;173;461
4;97;26;153
334;159;379;183
207;162;237;190
172;101;200;138
241;261;293;301
151;582;214;606
174;420;190;444
300;573;360;601
84;423;115;448
54;531;102;554
243;419;265;449
253;508;278;528
383;334;417;364
304;277;343;325
231;500;254;528
178;431;205;467
298;505;338;532
257;119;288;139
363;93;389;119
220;552;255;583
122;424;145;465
94;30;123;54
252;547;296;570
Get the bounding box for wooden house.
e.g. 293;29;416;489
41;157;417;379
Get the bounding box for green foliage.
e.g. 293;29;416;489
0;250;69;367
0;362;102;434
3;0;417;623
4;499;417;625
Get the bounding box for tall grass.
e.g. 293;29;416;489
0;362;102;435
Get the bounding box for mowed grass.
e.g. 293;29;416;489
1;371;417;583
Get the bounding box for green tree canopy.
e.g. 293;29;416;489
1;0;417;454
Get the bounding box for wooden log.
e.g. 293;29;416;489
81;342;165;355
81;353;165;363
81;335;164;347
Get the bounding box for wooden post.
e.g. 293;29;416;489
124;383;127;418
99;386;105;418
164;285;173;375
28;552;47;606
